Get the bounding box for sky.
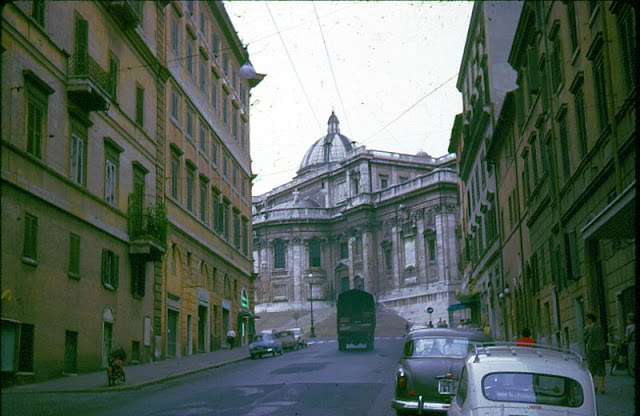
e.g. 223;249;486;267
224;1;474;195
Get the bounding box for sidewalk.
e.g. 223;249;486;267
2;346;250;394
596;367;636;416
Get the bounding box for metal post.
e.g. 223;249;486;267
309;276;316;338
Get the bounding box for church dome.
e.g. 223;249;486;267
299;111;354;172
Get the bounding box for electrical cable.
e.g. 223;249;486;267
312;3;352;138
265;1;323;132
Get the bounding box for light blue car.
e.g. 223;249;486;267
249;333;283;358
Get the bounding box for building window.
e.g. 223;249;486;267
340;241;348;259
232;165;238;189
233;212;241;249
223;153;228;178
101;248;119;290
566;2;579;54
171;89;179;122
199;179;207;222
557;108;571;180
530;136;539;184
108;54;119;100
212;140;218;166
212;189;222;233
564;231;580;280
105;158;117;206
242;219;248;255
309;239;321;268
186;107;194;139
186;169;194;212
22;213;38;263
592;54;608;132
171;154;179;200
618;8;636;89
68;232;80;279
212;82;218;115
222;53;229;76
187;42;194;76
426;232;437;263
551;35;564;93
24;71;53;159
199;60;206;93
32;0;45;26
212;34;220;59
274;240;285;269
131;260;145;298
199;124;206;154
171;18;179;54
135;85;144;126
223;97;228;125
222;201;229;240
574;87;588;159
70;132;85;186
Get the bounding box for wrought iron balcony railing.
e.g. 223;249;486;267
128;193;168;257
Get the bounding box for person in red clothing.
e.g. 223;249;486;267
516;328;535;346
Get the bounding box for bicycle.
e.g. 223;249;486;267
608;342;632;376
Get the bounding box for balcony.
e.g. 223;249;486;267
67;53;110;111
128;194;167;261
104;0;141;30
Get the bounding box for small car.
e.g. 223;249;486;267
274;329;298;351
249;333;283;358
288;327;307;348
447;343;597;416
392;328;492;415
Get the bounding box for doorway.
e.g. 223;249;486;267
167;309;178;357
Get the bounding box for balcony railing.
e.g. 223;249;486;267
128;193;167;260
104;0;141;30
67;53;110;111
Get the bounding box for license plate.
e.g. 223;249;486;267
438;379;456;394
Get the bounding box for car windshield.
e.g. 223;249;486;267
254;335;270;342
405;337;471;357
482;372;584;407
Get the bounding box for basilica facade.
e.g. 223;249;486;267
252;112;463;325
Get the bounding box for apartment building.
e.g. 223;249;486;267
500;0;635;350
2;1;166;382
449;1;523;339
161;1;262;357
1;0;261;383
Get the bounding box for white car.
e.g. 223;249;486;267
448;343;597;416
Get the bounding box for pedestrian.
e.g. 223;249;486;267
226;328;236;349
625;313;635;374
516;328;535;346
584;312;606;394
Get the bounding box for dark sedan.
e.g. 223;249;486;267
274;330;298;351
391;327;492;415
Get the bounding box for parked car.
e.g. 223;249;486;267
274;330;298;351
288;327;307;348
447;343;597;416
248;333;283;358
392;328;492;415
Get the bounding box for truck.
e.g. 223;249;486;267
337;288;376;351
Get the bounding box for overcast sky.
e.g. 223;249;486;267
224;1;474;195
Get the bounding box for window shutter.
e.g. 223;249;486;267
74;18;89;74
113;254;119;288
527;47;539;94
101;249;108;286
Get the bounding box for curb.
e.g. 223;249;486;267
3;356;250;394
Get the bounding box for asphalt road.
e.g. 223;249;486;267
2;337;405;416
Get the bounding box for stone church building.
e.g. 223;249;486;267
252;112;464;325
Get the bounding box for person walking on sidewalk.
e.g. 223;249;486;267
625;313;635;374
584;312;607;393
226;328;236;349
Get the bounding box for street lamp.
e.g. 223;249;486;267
308;274;316;338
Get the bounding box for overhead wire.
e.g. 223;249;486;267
360;72;458;144
264;1;323;132
312;2;353;138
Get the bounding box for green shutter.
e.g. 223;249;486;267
113;254;119;288
101;249;108;286
74;18;88;74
